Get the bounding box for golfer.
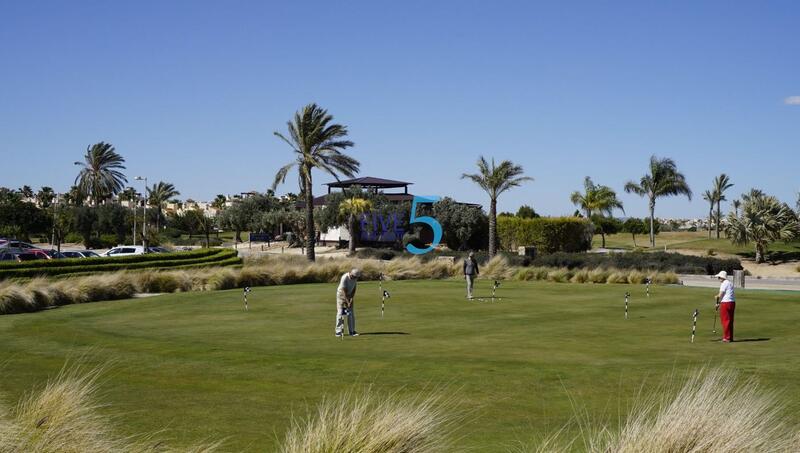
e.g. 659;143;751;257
464;252;479;299
715;271;736;342
335;268;360;337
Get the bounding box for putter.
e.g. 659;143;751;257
624;292;630;320
691;309;699;343
713;299;719;334
381;289;390;318
339;305;349;340
243;287;251;311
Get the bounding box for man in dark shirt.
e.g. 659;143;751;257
463;251;479;299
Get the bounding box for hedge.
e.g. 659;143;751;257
0;249;240;279
529;251;743;275
0;248;224;270
497;217;593;254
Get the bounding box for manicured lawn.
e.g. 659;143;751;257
1;280;799;451
595;230;800;257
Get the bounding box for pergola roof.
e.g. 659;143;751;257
325;177;412;189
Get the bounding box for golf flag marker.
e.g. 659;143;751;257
646;278;651;297
492;280;501;301
624;292;630;320
691;309;699;343
243;287;251;311
381;289;390;318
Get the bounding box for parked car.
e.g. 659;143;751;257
102;246;146;257
0;239;40;255
147;246;170;253
0;252;17;261
43;249;67;259
15;251;50;261
62;250;102;259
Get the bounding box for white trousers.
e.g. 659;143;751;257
335;296;356;335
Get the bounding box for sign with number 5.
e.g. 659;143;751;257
406;195;443;254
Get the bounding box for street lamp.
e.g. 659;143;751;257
135;176;148;250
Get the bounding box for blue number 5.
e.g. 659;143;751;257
406;195;443;255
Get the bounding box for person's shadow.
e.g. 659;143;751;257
359;332;410;336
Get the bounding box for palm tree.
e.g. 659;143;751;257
570;176;625;218
725;189;799;263
702;190;715;238
36;186;55;208
712;173;734;238
732;199;741;217
272;103;358;261
211;194;227;210
148;181;180;230
74;142;127;206
462;156;533;257
624;156;692;247
19;185;34;199
339;197;373;255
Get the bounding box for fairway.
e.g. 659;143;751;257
1;280;799;451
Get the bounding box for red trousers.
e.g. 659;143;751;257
719;302;735;342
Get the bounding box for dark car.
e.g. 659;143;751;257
62;250;102;259
15;252;48;261
43;249;67;259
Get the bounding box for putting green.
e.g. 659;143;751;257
1;280;798;451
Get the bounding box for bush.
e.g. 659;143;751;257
355;248;397;260
528;251;742;275
496;217;592;254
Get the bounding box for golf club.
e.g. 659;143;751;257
243;286;251;311
713;297;719;334
624;292;630;320
691;308;699;343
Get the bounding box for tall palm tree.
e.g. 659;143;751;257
211;194;227;210
339;197;373;255
624;156;692;247
570;176;625;218
148;181;180;230
19;185;34;199
36;186;55;208
732;199;741;217
74;142;127;206
462;156;533;257
702;190;715;238
272;103;358;261
712;173;734;238
725;189;799;263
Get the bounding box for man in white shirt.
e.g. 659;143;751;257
335;268;361;337
715;271;736;342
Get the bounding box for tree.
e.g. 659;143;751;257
219;193;277;242
622;218;646;248
0;188;48;241
188;209;215;247
624;156;692;247
72;206;98;247
272;103;358;261
212;194;227;209
36;186;55;209
148;181;180;230
96;204;130;244
462;156;532;256
702;190;715;238
732;199;741;217
570;177;625;218
591;215;622;249
339;197;373;254
712;173;734;238
433;197;489;251
516;205;539;219
74;142;127;206
18;185;34;199
725;189;799;263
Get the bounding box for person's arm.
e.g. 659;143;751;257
463;260;467;275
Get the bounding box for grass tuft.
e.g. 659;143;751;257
279;389;455;453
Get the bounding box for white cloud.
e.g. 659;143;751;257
785;96;800;105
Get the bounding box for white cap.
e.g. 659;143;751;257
350;268;362;278
715;271;728;279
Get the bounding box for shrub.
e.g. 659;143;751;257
496;217;592;254
529;251;742;275
280;390;454;453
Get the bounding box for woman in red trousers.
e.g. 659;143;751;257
715;271;735;342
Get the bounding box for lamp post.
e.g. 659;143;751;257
135;176;148;250
50;193;60;250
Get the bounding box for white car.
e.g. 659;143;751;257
102;246;146;257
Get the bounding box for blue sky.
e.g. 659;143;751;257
1;0;798;218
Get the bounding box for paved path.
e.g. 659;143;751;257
679;275;800;291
